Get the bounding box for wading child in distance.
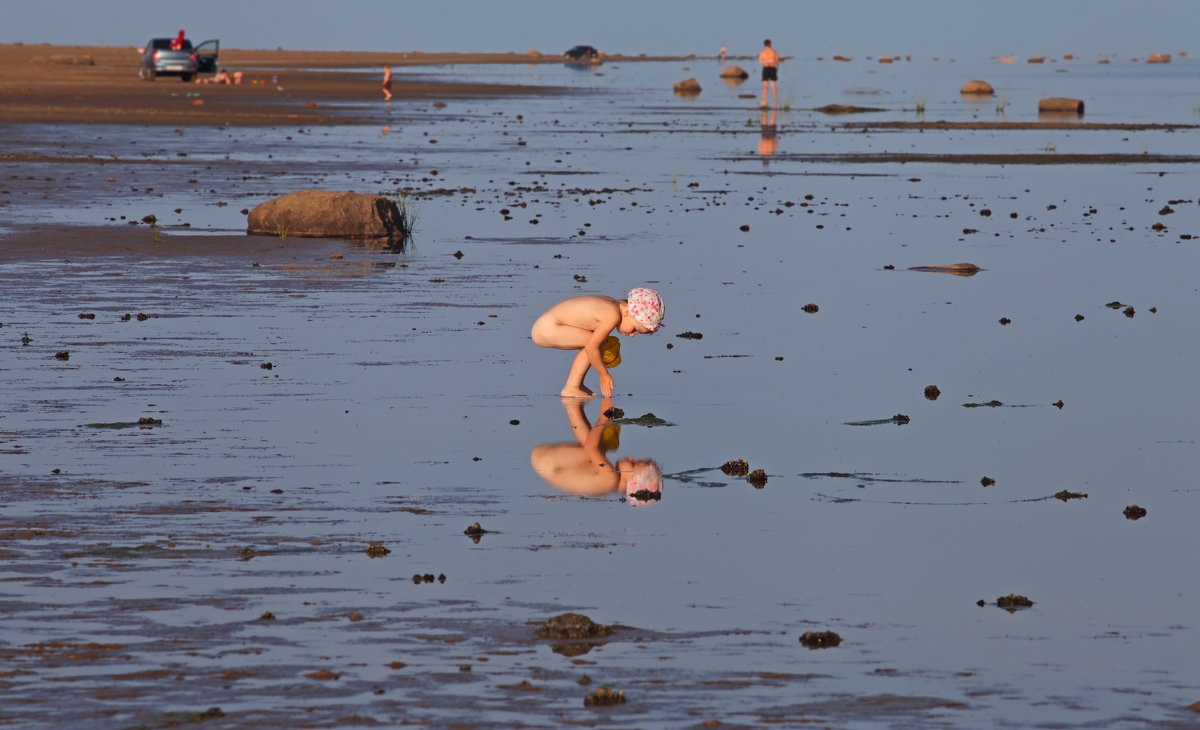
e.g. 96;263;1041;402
531;288;664;398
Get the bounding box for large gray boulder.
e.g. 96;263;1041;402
247;190;407;240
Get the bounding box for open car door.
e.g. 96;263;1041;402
195;39;219;74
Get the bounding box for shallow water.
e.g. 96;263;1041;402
2;58;1200;728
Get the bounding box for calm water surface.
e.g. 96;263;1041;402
2;58;1199;727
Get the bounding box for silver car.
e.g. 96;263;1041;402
138;37;219;82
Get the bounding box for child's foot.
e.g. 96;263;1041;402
560;385;595;399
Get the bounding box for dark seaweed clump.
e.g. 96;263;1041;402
799;631;842;649
996;594;1034;608
721;459;749;476
536;613;612;640
1123;505;1147;520
1054;490;1087;501
746;469;768;488
584;686;625;707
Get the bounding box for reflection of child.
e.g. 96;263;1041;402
531;288;663;398
529;397;662;506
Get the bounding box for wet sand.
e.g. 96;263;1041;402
3;44;1200;728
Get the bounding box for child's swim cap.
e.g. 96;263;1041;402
625;462;663;507
627;288;664;332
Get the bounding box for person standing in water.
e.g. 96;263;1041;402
758;39;779;107
381;64;393;101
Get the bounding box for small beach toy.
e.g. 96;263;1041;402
601;335;622;368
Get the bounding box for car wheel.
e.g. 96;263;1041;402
146;66;156;81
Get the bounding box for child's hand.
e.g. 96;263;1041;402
599;372;614;397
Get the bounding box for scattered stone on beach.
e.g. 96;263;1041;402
584;686;626;707
801;303;819;313
1075;314;1085;321
799;631;842;649
54;350;69;360
1038;97;1084;114
892;414;910;424
536;613;612;640
676;331;703;339
980;476;996;487
722;459;750;476
365;543;390;558
999;317;1011;325
909;262;980;276
1027;56;1045;63
1054;490;1087;501
1123;505;1147;521
137;417;162;426
746;469;768;488
924;385;941;401
464;522;488;536
1052;400;1065;409
1123;306;1135;318
996;594;1034;608
960;79;994;95
719;65;749;79
629;489;662;502
247;189;408;242
1146;53;1171;63
673;78;702;94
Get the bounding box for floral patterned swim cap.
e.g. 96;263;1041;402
627;288;664;333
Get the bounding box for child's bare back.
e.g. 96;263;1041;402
532;289;663;398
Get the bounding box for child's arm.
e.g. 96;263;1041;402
584;311;620;397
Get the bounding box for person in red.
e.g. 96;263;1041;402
758;39;779;107
169;30;185;51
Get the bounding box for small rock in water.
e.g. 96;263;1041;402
980;476;996;487
924;385;941;400
536;612;612;639
746;469;768;488
996;594;1034;608
801;303;819;313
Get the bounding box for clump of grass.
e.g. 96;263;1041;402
1043;139;1057;153
995;95;1009;114
393;189;420;239
274;222;289;240
914;97;926;114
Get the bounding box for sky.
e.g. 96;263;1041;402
0;0;1195;60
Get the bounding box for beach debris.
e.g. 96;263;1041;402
1027;56;1046;63
924;385;941;400
908;263;980;276
719;65;749;79
246;189;411;244
629;489;661;502
536;613;612;639
1146;53;1171;63
612;413;672;427
411;573;443;583
1123;505;1147;521
721;459;750;476
365;543;390;558
673;78;702;94
1054;490;1087;501
996;594;1034;609
55;350;69;360
812;104;885;114
747;469;768;488
799;631;842;649
464;522;489;537
1038;97;1084;114
584;686;626;707
801;303;819;313
603;406;625;419
675;331;703;339
999;317;1011;325
980;476;996;487
960;80;994;95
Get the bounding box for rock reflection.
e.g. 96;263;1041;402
530;397;662;506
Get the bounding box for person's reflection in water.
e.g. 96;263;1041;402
530;397;662;506
757;107;778;167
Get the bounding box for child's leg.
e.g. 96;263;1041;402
562;349;594;398
531;315;597;398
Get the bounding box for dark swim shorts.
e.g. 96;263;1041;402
762;66;778;81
